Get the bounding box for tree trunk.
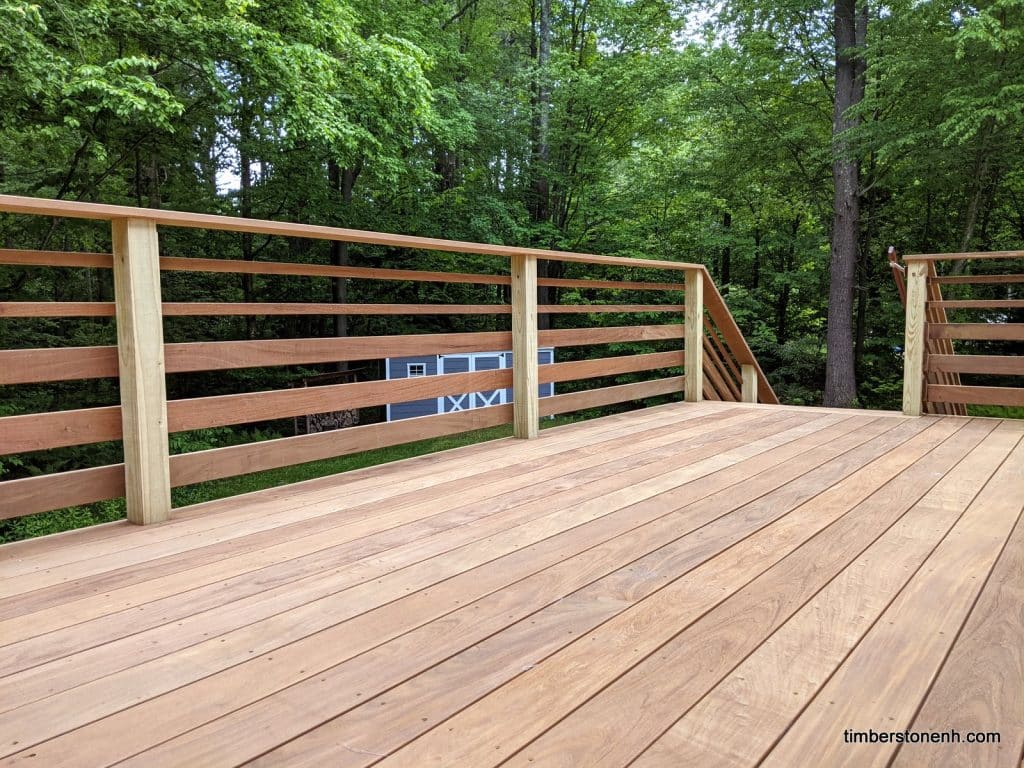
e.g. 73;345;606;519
329;160;358;370
776;217;799;345
239;119;256;340
751;227;761;290
823;0;865;408
720;211;732;292
531;0;553;330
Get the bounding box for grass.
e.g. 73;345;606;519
0;413;586;544
966;404;1024;419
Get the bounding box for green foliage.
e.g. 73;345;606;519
1;0;1021;542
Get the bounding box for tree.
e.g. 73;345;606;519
823;0;867;407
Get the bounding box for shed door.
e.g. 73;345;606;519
439;354;506;412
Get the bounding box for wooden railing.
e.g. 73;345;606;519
0;195;776;525
897;249;1024;416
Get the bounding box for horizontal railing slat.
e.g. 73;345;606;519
928;323;1024;341
1;350;692;452
927;384;1024;408
905;250;1024;261
0;326;686;384
169;369;512;434
0;405;522;517
539;351;683;383
0;407;121;455
0;369;517;453
931;274;1024;285
539;376;684;416
169;405;514;487
928;299;1024;310
0;302;683;318
0;249;685;292
0;465;125;520
538;277;683;291
927;354;1024;375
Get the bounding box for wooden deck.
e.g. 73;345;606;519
0;402;1021;768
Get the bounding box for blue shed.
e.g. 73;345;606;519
386;348;555;421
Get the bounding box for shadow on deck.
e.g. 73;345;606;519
0;401;1021;768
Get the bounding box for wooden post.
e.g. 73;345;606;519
902;259;928;416
511;253;539;438
741;364;758;403
112;217;171;524
684;268;704;402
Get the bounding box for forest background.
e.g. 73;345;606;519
1;0;1021;537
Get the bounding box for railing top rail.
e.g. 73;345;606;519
902;250;1024;262
0;194;701;272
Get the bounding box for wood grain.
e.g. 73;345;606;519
111;217;171;525
932;274;1024;285
0;248;685;291
928;354;1024;376
168;405;513;487
0;346;119;384
0;465;125;520
893;506;1024;767
539;351;683;383
929;323;1024;341
684;268;703;402
929;384;1024;408
929;299;1024;310
511;254;539;439
634;418;1014;768
539;377;684;416
0;302;685;317
760;424;1024;768
903;251;1024;261
902;260;928;415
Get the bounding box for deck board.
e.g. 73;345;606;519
0;403;1019;768
635;417;1019;768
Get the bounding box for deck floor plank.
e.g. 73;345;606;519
345;419;959;768
633;418;1021;768
891;445;1024;768
759;423;1024;768
244;415;918;768
0;404;1017;768
501;417;995;768
116;416;909;767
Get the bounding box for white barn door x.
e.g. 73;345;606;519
438;353;506;413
